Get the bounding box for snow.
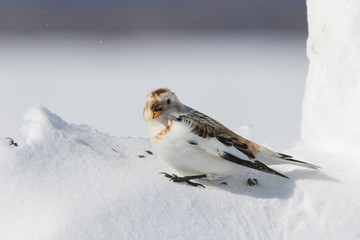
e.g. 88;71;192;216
1;102;360;239
302;0;360;150
1;9;360;237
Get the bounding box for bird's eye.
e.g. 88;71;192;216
167;99;171;104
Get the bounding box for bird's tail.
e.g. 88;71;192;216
258;148;321;170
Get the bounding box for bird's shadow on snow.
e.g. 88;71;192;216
200;168;339;199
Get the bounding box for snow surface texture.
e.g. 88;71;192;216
1;105;360;240
302;0;360;150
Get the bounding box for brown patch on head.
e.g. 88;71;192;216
151;88;171;97
144;88;181;120
152;122;174;142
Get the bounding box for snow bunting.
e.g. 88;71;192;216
143;88;320;187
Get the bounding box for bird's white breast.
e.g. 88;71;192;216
151;121;244;179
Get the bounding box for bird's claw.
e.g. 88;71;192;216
159;172;173;179
159;172;206;188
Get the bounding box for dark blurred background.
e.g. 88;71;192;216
0;0;306;33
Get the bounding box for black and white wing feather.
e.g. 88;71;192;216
176;108;289;178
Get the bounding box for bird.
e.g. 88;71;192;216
143;88;320;188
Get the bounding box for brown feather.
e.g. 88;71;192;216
177;110;260;159
151;88;172;96
152;122;174;142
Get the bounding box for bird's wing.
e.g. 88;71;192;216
176;109;288;178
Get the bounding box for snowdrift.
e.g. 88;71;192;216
1;105;359;239
302;0;360;150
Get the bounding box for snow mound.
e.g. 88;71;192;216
21;104;68;144
1;106;360;239
302;1;360;151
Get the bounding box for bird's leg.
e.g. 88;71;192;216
159;172;207;188
247;178;258;186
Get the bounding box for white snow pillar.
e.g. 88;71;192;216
301;0;360;149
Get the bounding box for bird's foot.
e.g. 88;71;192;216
247;178;258;186
160;172;206;188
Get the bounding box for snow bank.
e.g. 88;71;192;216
302;0;360;150
1;105;360;239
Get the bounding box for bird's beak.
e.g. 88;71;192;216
150;103;162;119
152;110;161;118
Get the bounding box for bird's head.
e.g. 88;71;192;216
143;88;183;121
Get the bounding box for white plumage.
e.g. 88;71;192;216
143;88;320;187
